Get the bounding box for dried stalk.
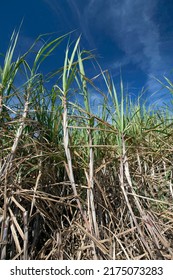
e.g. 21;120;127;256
10;222;22;254
23;211;28;260
74;222;112;259
8;207;24;240
62;96;90;231
0;216;10;259
0;92;30;179
88;126;99;238
29;165;42;218
119;134;152;258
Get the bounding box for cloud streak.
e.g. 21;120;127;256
69;0;173;103
43;0;173;104
81;0;161;73
43;0;72;32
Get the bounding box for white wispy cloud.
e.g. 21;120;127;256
43;0;66;17
43;0;173;105
71;0;172;104
43;0;72;32
81;0;161;72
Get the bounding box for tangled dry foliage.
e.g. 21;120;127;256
0;32;173;260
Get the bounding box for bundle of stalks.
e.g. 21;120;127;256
0;31;173;260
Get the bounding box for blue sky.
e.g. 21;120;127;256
1;0;173;107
